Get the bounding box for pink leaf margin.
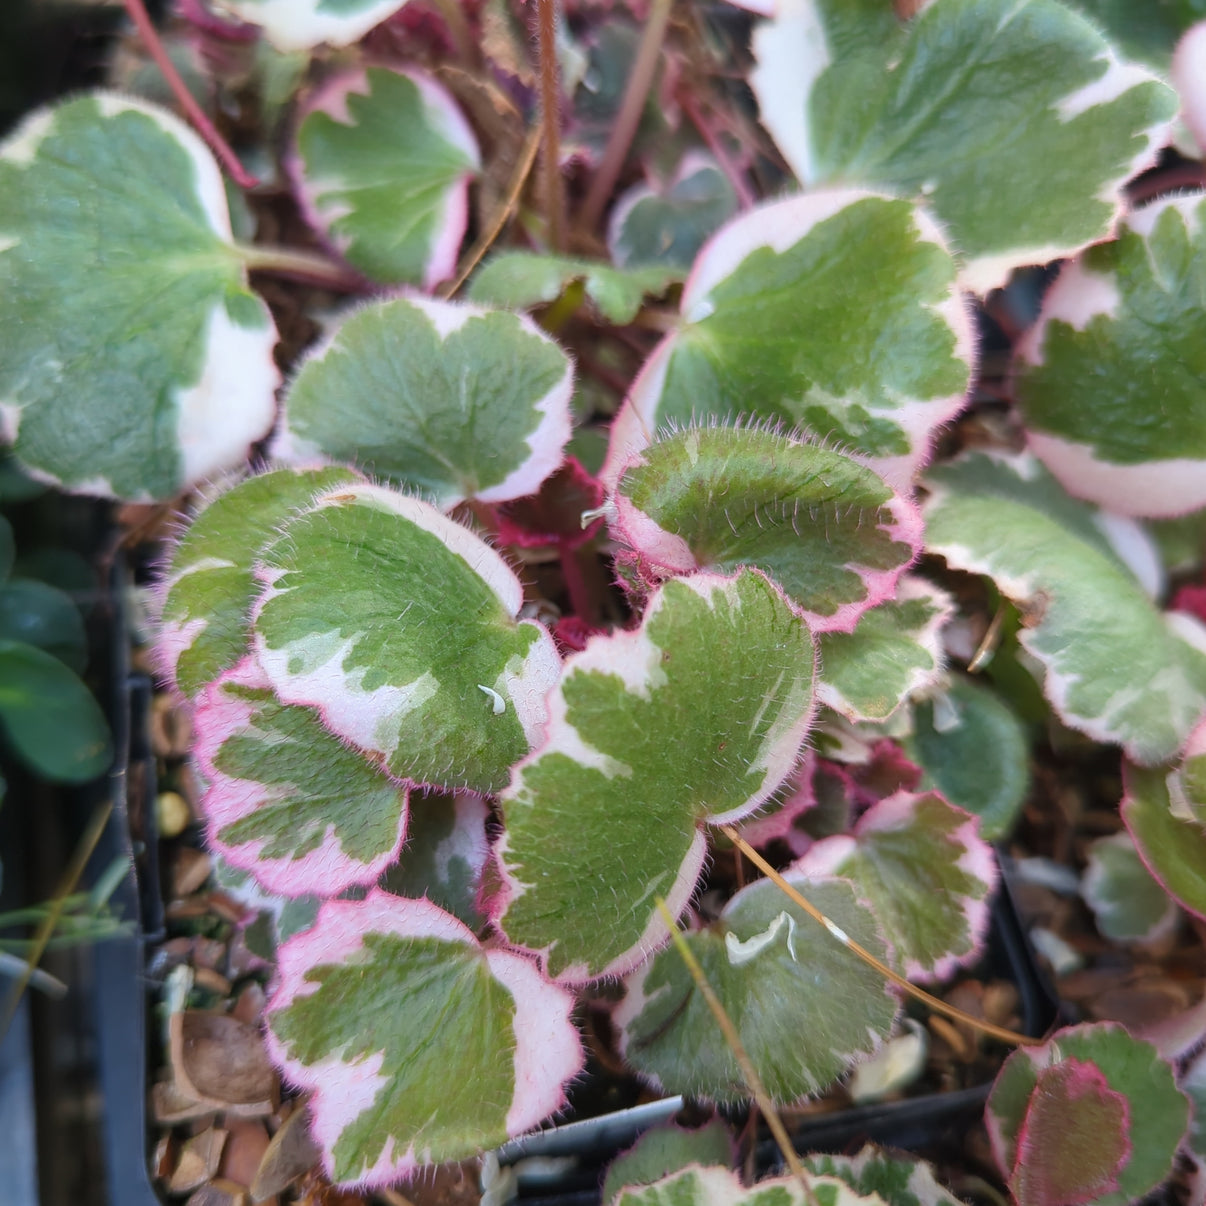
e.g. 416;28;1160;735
1015;195;1206;520
608;426;925;634
1009;1058;1131;1206
494;570;817;983
264;890;584;1188
193;655;409;898
602;189;974;496
792;789;997;981
275;293;574;510
285;66;480;291
251;481;561;785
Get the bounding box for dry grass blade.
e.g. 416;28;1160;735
654;897;817;1203
722;827;1036;1047
1;800;113;1037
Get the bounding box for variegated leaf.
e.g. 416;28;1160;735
795;790;996;981
157;466;359;697
0;93;278;500
252;482;561;794
616;875;897;1104
803;1145;964;1206
1082;831;1179;946
215;0;410;53
986;1023;1188;1206
751;0;1178;292
277;296;572;508
817;577;952;721
603;190;973;493
1122;759;1206;919
194;656;409;898
290;67;479;288
265;892;583;1186
923;452;1206;765
1015;193;1206;518
498;570;817;982
611;425;922;633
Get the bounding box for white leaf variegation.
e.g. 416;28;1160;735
214;0;409;51
751;0;1178;292
498;570;816;982
252;482;561;795
604;190;974;493
277;295;573;508
265;892;583;1187
1015;193;1206;518
924;452;1206;765
0;93;279;500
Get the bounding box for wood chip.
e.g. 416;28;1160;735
231;982;266;1027
171;1010;278;1109
220;1118;272;1190
174;847;213;898
151;692;194;757
251;1102;322;1201
194;967;234;997
186;1178;250;1206
151;1078;220;1126
169;1128;228;1194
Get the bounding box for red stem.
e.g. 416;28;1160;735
535;0;567;252
122;0;260;190
679;92;755;210
559;542;595;622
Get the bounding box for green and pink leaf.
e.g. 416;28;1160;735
289;67;479;288
265;891;583;1186
986;1023;1188;1206
795;790;995;981
193;656;409;898
1014;194;1206;518
603;190;974;494
276;296;573;509
610;424;922;633
498;570;817;981
252;482;560;795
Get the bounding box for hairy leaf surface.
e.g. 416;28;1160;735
924;452;1206;764
498;571;816;981
604;191;973;492
612;426;922;632
278;296;572;507
617;875;897;1104
0;93;278;499
265;892;583;1186
253;483;560;794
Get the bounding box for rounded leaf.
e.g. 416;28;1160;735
290;67;479;288
157;465;360;697
1015;194;1206;518
0;579;88;673
604;190;974;493
986;1023;1188;1206
924;452;1206;765
796;790;997;981
1081;831;1179;946
616;875;898;1104
612;425;923;633
498;570;817;982
265;891;584;1186
908;676;1030;841
1122;759;1206;920
751;0;1178;292
195;656;410;898
0;640;111;782
215;0;412;52
277;296;573;508
817;577;953;722
0;93;279;500
252;482;560;795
